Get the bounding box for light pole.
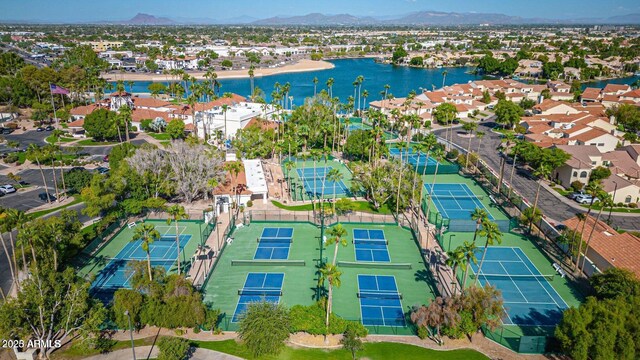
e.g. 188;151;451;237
607;181;618;224
448;234;456;251
124;310;136;360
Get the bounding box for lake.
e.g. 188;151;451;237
114;58;639;105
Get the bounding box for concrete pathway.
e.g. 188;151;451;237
82;346;243;360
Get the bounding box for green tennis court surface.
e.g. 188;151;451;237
202;222;436;333
77;220;203;301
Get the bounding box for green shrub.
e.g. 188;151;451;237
289;303;368;336
629;203;638;208
246;200;253;207
174;329;184;336
157;337;191;360
571;181;584;192
417;325;429;340
3;153;18;164
446;149;459;160
441;311;475;339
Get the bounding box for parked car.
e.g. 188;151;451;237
1;128;14;134
575;195;599;204
36;127;45;132
96;166;110;174
568;191;585;200
0;184;17;194
38;192;56;202
45;125;55;131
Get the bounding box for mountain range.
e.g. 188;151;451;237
3;11;640;25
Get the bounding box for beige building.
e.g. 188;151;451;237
551;145;602;188
81;41;124;52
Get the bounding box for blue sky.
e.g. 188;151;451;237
1;0;639;22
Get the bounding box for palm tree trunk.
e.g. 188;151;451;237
50;159;60;202
35;158;51;204
424;161;440;248
175;220;181;275
325;283;332;329
474;243;490;286
0;234;16;291
507;152;518;200
575;205;594;271
462;260;470;290
580;207;605;272
147;252;153;281
125;121;130;142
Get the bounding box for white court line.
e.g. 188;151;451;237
512;248;568;309
498;262;528;303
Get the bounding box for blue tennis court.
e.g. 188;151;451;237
389;147;438;167
232;273;284;322
296;167;348;196
91;234;192;290
471;247;568;326
424;183;493;220
254;227;294;260
353;229;390;262
358;275;405;326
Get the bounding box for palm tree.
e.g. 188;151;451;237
445;246;466;294
166;205;188;275
318;263;342;332
532;164;551;213
0;209;17;291
361;90;369;113
132;223;161;281
45;144;64;201
463;121;477;169
474;219;503;286
580;192;612;272
284;160;295;201
326;169;344;212
441;70;448;88
356;75;364;113
424;148;445;248
574;182;602;271
7;209;29;281
461;241;478;290
568;212;586;259
474;131;485;170
470;208;489;245
326;77;334;99
118;104;132;143
313;77;318;96
248;65;255;99
221;104;230;141
26;144;51;204
327;224;347;265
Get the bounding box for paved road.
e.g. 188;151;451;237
432;119;639;231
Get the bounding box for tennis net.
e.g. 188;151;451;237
258;237;293;243
473;273;555;282
353;239;388;245
337;261;412;269
105;258;175;267
429;195;485;201
231;259;306;266
238;289;283;296
357;291;403;300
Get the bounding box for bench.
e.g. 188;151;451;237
128;221;137;229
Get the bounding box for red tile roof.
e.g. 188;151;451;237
563;215;640;278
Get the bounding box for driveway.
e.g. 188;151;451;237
432;119;638;231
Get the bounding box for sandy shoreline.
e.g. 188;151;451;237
101;59;335;82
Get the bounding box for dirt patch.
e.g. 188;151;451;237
288;332;343;348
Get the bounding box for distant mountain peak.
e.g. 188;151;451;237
124;13;175;25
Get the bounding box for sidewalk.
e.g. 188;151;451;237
82;346;242;360
541;180;640;218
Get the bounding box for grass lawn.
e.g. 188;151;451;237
28;196;83;218
147;132;172;141
195;339;489;360
53;338;488;360
46;135;77;144
270;200;391;214
77;139;118;146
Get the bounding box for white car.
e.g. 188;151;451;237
0;184;16;194
576;195;599;204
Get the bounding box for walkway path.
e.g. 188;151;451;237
82;346;243;360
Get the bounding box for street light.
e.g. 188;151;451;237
448;234;456;251
607;181;618;224
124;310;136;360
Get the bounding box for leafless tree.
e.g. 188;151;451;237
165;141;225;203
126;144;172;198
